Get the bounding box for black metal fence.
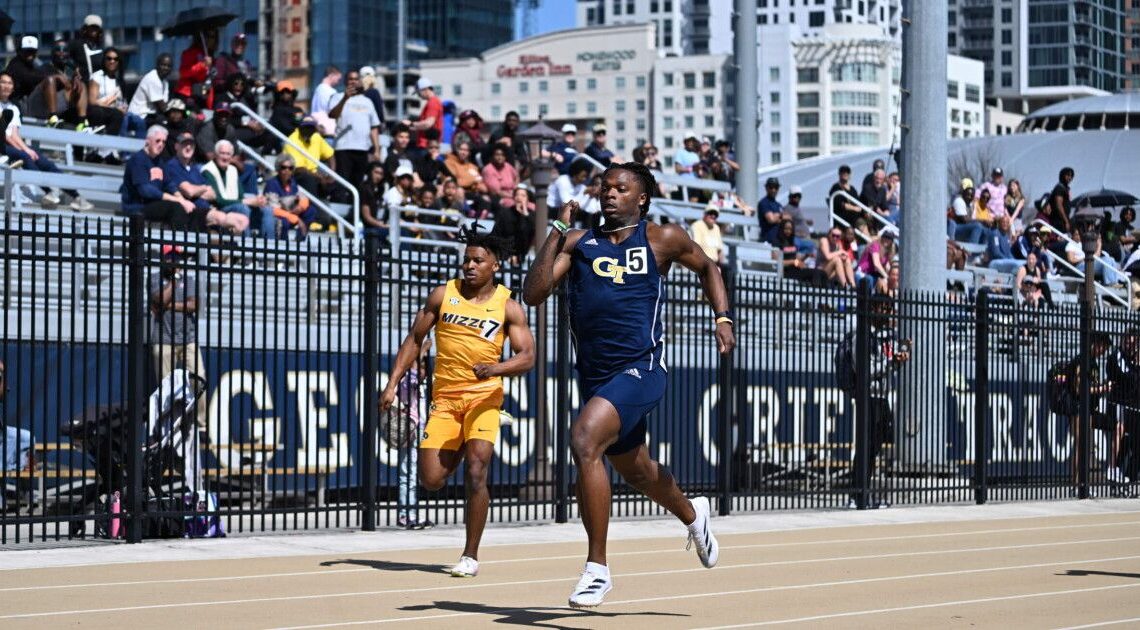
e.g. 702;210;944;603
2;215;1137;544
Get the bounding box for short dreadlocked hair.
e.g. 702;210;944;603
603;161;657;215
456;222;508;261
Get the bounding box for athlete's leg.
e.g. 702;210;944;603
461;439;495;559
608;443;696;525
570;396;622;565
418;446;463;491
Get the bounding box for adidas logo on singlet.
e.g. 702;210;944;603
584;238;598;246
624;368;642;379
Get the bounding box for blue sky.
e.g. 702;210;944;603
520;0;577;38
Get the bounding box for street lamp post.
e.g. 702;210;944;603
1073;209;1101;500
516;120;562;500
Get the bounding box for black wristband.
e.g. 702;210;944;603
714;310;732;320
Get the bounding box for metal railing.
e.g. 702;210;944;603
1032;219;1132;309
235;140;355;235
827;188;896;242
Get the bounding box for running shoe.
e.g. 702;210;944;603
70;196;94;212
449;555;478;578
685;496;719;568
568;566;612;608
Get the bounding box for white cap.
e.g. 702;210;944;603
684;131;699;141
84;14;103;27
561;123;577;134
394;165;414;178
359;65;375;77
789;185;803;195
701;136;711;144
19;36;38;50
415;77;433;91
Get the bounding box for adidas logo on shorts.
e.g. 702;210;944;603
624;368;642;379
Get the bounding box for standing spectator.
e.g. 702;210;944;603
1042;167;1075;234
690;207;727;268
284;115;335;197
148;245;207;432
757;177;783;244
212;33;255;94
775;219;825;286
885;171;901;226
6;36;51;100
163;131;248;235
546;124;578;175
201;140;274;237
402;77;442;149
859;168;890;220
1106;329;1140;484
0;73;91;210
987;216;1021;274
265;153;316;240
122;126;209;229
329;69;382;197
174;28;219;111
268;81;303;140
947;178;986;244
978;167;1008;219
68;14;105;81
673;133;701;178
487;110;528;171
1063;332;1113;490
358;66;386;129
548;159;593;210
1005;178;1026;223
309;65;342;130
714;140;740;186
491;184;537;264
783;185;816;256
394;338;433;529
584;124;616;167
128;53;173;125
89;48;146;138
359;161;390;236
482;144;520;210
829;164;863;228
451;109;486;154
1;358;35;480
818;226;856;289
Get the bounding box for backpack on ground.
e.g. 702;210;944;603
184;491;226;538
1046;359;1078;416
834;331;857;396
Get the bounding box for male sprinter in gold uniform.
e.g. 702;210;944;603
382;228;535;577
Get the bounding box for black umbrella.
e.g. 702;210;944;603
161;6;237;38
0;9;14;39
1071;189;1139;209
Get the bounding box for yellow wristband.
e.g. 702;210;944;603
715;317;733;326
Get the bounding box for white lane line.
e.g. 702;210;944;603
3;538;1138;620
268;555;1140;629
1057;617;1140;629
695;584;1140;628
5;519;1138;593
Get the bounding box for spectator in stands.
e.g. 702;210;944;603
68;15;105;81
175;28;220;111
212;33;255;95
1064;223;1125;285
415;137;444;190
309;65;342;135
6;36;50;101
386;165;419;237
585;124;617;167
1015;251;1053;309
26;39;88;125
488;110;528;173
483;144;520;210
947;178;987;245
885;171;901;226
818;226;856;289
269;81;303;140
438;177;469;219
857;228;895;285
714;140;740;186
548;159;592;211
547;124;578;176
195;103;236;161
690;207;727;269
202;140;275;238
265;153;315;240
445;141;488;201
758;177;783;244
402;77;442;150
861;158;886;192
89;47;146;139
329;69;381;199
987;216;1021;274
1042;167;1075;234
360;161;389;236
1117;206;1137;259
829;164;863;228
214;73;254;111
451;109;486;155
357;67;385;128
1005;178;1026;223
877;263;900;297
1013;226;1053;271
775;219;825;286
973;188;996;230
491;184;536;264
163;131;248;235
783;185;816;256
147;245;207;433
859;168;890;220
159;99;195;158
284;115;335;197
673;133;701;179
978;167;1007;220
382;124;416;185
128;53;173;125
0;73;91;210
122;126;209;229
1;358;35;480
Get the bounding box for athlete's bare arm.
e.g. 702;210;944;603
380;285;445;410
649;223;736;355
472;299;536;379
522;200;586;306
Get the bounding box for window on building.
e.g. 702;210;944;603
948;33;957;48
491;82;501;95
797;112;820;126
830;63;879;82
567;102;577;115
651;0;659;10
769;67;780;81
1001;7;1012;22
626;1;634;13
948;11;956;27
664;136;674;149
568;78;577;91
664;116;674;129
832;111;879;126
587;7;596;23
617;139;626;151
664;96;674;109
809;11;825;27
831;131;879;146
538;80;548;93
703;72;716;88
587;78;597;91
519;104;529;117
831;91;879;107
797;92;820;107
1001;50;1012;66
587;101;597;114
704;115;714;127
617;100;626;113
616;120;626;132
705;95;715;108
1001;29;1012;45
771;111;781;124
636;75;646;88
637;118;646;131
684;95;694;108
947;80;959;98
684;115;694;127
1001;72;1012;88
797;152;819;160
684;73;696;89
519;81;529;94
965;84;981;103
770;131;781;143
770;91;781;105
616;76;626;89
663;19;673;47
664;73;674;86
797;67;819;83
771;152;782;163
759;14;768;24
539;103;549;117
636;99;646;112
613;0;621;15
453;84;463;96
491;105;501;119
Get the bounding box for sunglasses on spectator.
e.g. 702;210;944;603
829;231;842;238
279;165;294;171
105;56;120;61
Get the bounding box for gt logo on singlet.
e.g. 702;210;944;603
592;247;648;285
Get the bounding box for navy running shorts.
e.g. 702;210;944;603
579;365;667;456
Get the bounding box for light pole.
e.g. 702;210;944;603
1073;209;1101;500
516;120;562;500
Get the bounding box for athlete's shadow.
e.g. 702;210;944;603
319;558;451;574
1060;569;1140;579
400;600;687;629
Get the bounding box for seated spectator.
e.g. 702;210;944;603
690;207;727;269
1005;178;1026;223
775;219;826;286
201;140;276;238
159;99;196;158
878;263;900;297
265;154;316;240
195;104;237;161
482;144;520;209
212;33;255;95
674;133;701;178
269;81;304;141
284;115;336;198
359;161;389;236
487;111;528;175
548;159;593;211
988;216;1021;274
89;47;146;139
122;125;209;230
758;177;783;244
860;168;890;220
1118;206;1138;259
1015;251;1054;308
715;140;740;185
783;185;816;256
947;179;987;245
384;165;419;227
0;73;91;210
885;171;901;226
445;141;489;202
214;73;255;111
128;53;173;126
547;124;578;175
818;226;856;289
452;109;486;156
974;188;996;230
383;124;419;185
25;39;87;124
358;66;386;130
175;27;219;110
1064;224;1126;284
1;358;35;482
163;131;248;235
978;167;1007;220
491;184;537;264
68;15;104;81
857;228;895;285
438;177;470;220
415;138;444;192
7;37;52;101
585;124;617;166
829;164;863;228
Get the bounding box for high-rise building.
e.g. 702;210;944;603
577;0;734;56
948;0;1127;112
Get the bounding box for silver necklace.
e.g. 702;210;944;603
601;223;638;234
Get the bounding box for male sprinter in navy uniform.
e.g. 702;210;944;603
524;162;735;608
